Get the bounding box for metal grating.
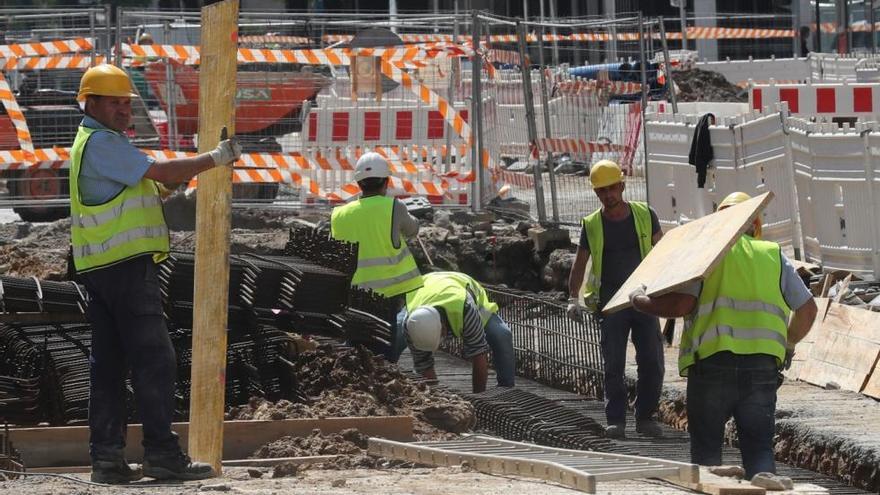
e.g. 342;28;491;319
440;286;604;398
369;434;699;494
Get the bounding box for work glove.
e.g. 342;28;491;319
566;297;583;322
628;284;647;305
208;138;242;167
783;345;796;371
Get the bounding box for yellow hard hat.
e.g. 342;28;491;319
77;64;138;102
718;191;751;210
717;192;762;239
589;160;624;189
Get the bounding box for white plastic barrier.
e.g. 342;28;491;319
644;109;798;249
750;81;880;117
696;57;809;86
787;120;880;278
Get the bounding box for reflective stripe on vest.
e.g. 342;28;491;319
581;201;653;311
69;125;170;273
405;272;498;337
678;236;790;375
330;195;422;297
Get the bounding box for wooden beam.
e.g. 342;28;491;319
190;0;239;475
36;456;339;474
9;416;413;468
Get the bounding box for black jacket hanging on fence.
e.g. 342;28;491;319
688;113;715;188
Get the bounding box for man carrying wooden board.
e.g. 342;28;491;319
628;191;818;481
566;160;665;439
70;64;240;484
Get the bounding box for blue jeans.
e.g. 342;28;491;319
80;255;180;462
394;309;515;387
599;308;664;425
686;351;778;478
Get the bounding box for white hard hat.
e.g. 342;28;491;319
405;306;443;352
354;152;390;182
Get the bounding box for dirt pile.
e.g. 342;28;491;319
0;219;71;279
227;344;475;439
673;68;747;103
253;428;385;471
412;209;570;291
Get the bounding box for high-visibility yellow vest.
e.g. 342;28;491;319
679;235;790;375
330;195;422;297
582;201;653;311
405;272;498;338
69;125;169;273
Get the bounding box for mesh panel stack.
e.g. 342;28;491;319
0;276;87;315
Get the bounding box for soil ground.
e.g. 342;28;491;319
0;466;698;494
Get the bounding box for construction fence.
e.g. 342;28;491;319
645;99;880;281
2;7;813;228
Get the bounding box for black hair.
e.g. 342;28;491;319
357;177;388;194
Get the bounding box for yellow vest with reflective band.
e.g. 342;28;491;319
330;195;422;297
582;201;653;311
69;125;169;273
405;272;498;338
678;235;790;375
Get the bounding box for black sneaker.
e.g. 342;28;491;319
90;459;144;484
604;423;626;439
143;452;214;481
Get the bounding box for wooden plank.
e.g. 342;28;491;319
604;192;773;314
799;303;880;392
37;456;339;474
664;468;765;495
9;416;413;468
190;0;239;475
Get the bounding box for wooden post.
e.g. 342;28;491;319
189;0;239;475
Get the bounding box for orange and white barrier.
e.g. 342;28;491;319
750;81;880;116
122;43;471;68
0;73;33;154
1;54;105;71
0;38;93;59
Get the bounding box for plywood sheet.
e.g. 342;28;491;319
799;303;880;392
604;192;773;314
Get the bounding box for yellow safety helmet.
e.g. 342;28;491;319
77;64;138;102
717;191;762;239
589;160;624;189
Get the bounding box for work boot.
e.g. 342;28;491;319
635;418;664;438
90;459;144;484
604;423;626;439
143;452;214;481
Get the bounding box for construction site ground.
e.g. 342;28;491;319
622;325;880;493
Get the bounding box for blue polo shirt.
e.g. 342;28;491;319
77;116;155;205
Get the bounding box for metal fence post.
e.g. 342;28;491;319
517;21;547;223
114;6;122;67
104;4;113;61
164;22;178;151
637;15;651;205
658;18;678;114
470;12;484;212
445;0;460;173
89;9;97;67
535;20;559;222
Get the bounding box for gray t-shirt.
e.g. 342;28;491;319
391;198;420;248
579;204;661;310
676;251;812;311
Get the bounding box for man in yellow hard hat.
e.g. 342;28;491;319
71;64;241;484
566;159;664;439
331;152;423;361
628;191;817;481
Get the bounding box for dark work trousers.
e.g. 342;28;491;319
80;255;180;462
686;351;778;478
599;307;664;426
